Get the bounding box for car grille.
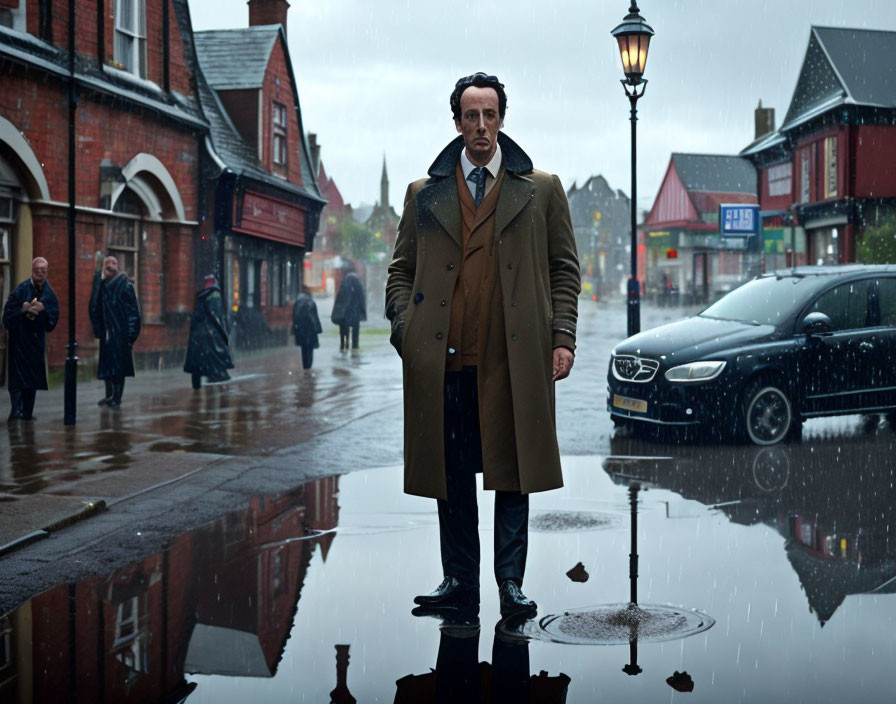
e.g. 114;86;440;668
612;355;660;383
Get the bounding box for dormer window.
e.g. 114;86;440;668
114;0;147;77
272;102;287;166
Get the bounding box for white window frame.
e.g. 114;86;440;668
0;1;26;33
767;163;792;198
114;0;147;78
272;102;288;166
824;137;838;200
800;149;810;203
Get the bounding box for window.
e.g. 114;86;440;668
810;280;871;331
272;102;287;166
877;278;896;328
108;188;142;288
767;163;791;198
270;255;283;306
114;0;146;77
799;149;810;203
0;1;26;32
823;137;838;199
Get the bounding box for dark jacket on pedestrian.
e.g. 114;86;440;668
89;271;141;379
386;132;580;500
183;285;233;377
2;278;59;391
292;292;323;348
331;272;367;327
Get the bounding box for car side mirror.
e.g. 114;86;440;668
803;311;833;335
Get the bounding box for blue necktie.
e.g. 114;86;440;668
468;167;486;207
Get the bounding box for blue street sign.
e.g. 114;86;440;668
719;204;760;236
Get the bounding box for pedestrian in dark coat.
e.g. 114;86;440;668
183;275;234;388
386;73;580;620
292;285;323;369
88;255;141;407
331;269;366;351
2;257;59;421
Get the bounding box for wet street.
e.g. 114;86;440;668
2;300;895;702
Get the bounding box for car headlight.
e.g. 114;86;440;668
664;361;726;382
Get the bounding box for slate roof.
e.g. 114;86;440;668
672;154;756;194
813;26;896;109
194;26;278;90
194;25;322;203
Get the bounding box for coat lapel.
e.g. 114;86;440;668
416;176;462;247
494;174;535;236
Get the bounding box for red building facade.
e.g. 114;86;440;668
742;26;896;268
0;0;206;376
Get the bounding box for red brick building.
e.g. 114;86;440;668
640;153;758;303
0;0;207;376
741;26;896;268
193;1;324;349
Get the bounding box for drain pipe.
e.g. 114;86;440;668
64;0;78;425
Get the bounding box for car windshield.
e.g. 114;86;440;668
700;276;808;326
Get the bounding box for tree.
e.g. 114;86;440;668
857;214;896;264
333;218;374;261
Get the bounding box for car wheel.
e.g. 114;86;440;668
742;380;793;446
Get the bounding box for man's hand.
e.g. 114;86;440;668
30;300;45;314
552;347;574;382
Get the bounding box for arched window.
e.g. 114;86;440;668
108;188;144;287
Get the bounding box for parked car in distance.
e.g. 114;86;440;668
607;265;896;445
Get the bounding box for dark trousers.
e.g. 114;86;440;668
300;345;314;369
339;323;360;350
438;368;528;589
103;377;126;402
8;389;37;419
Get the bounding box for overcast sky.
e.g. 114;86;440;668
190;0;896;214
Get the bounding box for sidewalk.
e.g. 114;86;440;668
0;299;398;556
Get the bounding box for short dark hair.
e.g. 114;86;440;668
450;72;507;122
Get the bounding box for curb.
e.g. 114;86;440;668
0;500;107;559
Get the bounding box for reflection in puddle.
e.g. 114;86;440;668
2;435;896;701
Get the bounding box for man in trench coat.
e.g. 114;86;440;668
386;73;580;619
2;257;59;421
89;255;141;408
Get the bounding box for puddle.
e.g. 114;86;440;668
3;435;896;702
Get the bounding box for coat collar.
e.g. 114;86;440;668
427;132;533;178
419;133;535;245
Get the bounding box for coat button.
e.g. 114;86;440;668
436;332;443;340
446;263;455;270
511;301;518;307
440;299;447;306
511;333;518;341
507;263;513;270
448;347;456;355
413;292;424;304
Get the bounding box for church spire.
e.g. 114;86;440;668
380;154;389;209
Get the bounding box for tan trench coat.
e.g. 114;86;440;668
386;133;580;500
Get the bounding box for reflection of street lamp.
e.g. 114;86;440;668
612;2;654;337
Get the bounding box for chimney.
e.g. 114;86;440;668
248;0;290;35
308;133;321;179
754;99;775;139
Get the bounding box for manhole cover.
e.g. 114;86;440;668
529;511;615;532
502;603;715;645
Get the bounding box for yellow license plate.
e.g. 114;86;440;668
613;394;648;413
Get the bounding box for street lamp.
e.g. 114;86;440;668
612;2;654;337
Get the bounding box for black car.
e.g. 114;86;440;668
607;265;896;445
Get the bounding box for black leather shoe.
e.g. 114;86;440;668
499;580;537;619
97;398;112;407
413;577;479;611
7;412;24;423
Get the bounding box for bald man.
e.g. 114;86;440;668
2;257;60;421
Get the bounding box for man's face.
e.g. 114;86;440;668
455;86;502;166
103;257;119;279
31;259;48;285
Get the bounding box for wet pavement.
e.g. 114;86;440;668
2;299;896;701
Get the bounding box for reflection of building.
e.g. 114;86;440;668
742;27;896;268
566;176;630;299
605;432;896;625
194;0;325;349
0;475;341;702
0;0;205;375
640;154;757;304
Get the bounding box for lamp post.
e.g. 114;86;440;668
612;2;654;338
